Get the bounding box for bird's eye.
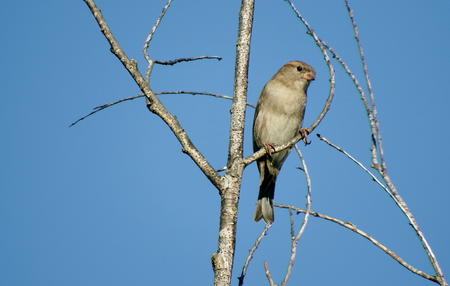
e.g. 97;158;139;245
296;66;303;72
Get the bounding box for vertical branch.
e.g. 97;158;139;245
212;1;255;285
264;262;276;286
343;0;385;171
227;0;254;168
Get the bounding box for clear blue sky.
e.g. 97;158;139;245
1;1;449;285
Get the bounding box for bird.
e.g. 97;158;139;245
252;61;315;224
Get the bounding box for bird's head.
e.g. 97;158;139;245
275;61;316;91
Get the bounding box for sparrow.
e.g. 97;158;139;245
252;61;315;224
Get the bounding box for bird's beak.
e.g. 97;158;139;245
303;72;315;81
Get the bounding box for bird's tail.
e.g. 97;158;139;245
253;175;276;224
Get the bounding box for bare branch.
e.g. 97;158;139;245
281;145;312;286
238;223;272;286
69;94;142;127
143;0;172;82
143;0;171;64
156;91;236;102
264;262;276;286
320;40;379;151
155;56;222;65
344;1;447;284
82;0;223;192
316;134;394;199
275;204;438;283
343;0;386;170
69;90;253;127
145;61;156;84
212;1;255;285
317;132;446;285
242;130;307;166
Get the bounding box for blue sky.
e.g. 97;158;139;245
1;1;449;285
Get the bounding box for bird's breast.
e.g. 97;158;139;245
253;83;306;147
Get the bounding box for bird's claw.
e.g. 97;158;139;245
264;143;276;158
299;128;311;145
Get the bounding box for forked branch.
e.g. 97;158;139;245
82;0;222;191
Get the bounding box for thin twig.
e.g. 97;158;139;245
238;223;272;286
143;0;171;64
320;40;378;151
155;56;222;65
275;204;438;283
316;134;394;199
145;61;156;85
330;53;377;170
280;145;312;286
143;0;172;82
264;262;276;286
69;94;142;127
344;0;382;172
69;91;255;127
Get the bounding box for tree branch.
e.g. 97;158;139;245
154;56;222;65
69;91;252;127
242;129;308;166
320;40;378;149
238;223;272;286
275;204;438;283
82;0;223;192
344;1;447;284
281;145;312;286
264;262;276;286
317;132;447;285
143;0;172;82
212;0;255;285
344;0;385;171
316;134;394;200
